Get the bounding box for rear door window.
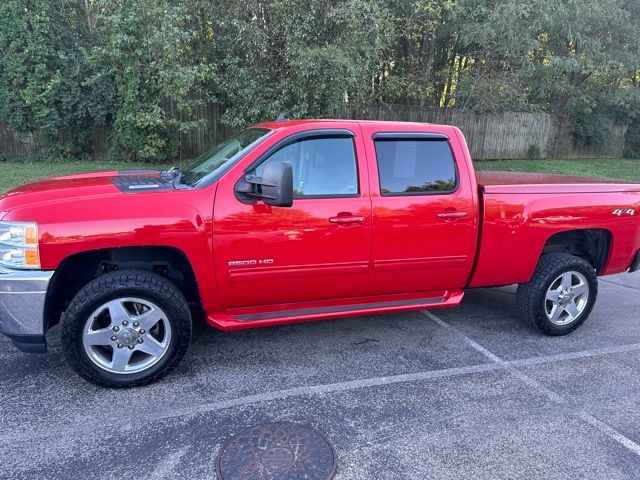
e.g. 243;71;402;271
374;138;457;195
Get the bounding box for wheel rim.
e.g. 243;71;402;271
82;297;172;374
544;271;590;326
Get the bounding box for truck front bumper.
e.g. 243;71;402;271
0;266;53;353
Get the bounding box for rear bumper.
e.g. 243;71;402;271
0;266;53;353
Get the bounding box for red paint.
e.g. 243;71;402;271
1;119;639;331
360;123;479;295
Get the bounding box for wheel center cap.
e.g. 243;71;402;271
117;328;140;346
558;290;574;305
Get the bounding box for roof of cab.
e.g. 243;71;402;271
253;118;451;131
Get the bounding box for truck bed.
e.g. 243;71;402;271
470;170;640;288
476;170;640;194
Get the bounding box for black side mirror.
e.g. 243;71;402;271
235;160;294;207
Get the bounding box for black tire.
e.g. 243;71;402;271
60;270;192;388
516;253;598;336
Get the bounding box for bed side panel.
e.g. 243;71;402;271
469;191;640;287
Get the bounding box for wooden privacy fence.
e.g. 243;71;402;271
0;103;629;161
0;122;42;158
162;99;237;161
331;104;628;160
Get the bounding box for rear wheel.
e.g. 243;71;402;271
516;253;597;336
61;270;192;387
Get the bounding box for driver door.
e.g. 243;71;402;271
212;129;371;308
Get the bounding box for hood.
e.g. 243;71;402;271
0;170;166;218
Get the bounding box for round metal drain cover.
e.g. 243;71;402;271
217;422;337;480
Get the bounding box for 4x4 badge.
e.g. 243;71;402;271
612;208;635;216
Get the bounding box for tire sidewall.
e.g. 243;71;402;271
61;275;191;387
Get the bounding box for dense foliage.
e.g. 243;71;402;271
0;0;638;161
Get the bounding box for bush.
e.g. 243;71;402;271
95;0;212;163
0;0;116;161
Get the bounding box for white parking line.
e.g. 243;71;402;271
601;278;640;291
422;310;640;458
163;362;505;419
509;342;640;368
427;312;503;363
579;413;640;457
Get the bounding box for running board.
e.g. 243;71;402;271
206;290;464;331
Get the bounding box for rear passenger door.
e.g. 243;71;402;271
363;126;477;295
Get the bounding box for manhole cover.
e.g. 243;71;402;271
217;422;337;480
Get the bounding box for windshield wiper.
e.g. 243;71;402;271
161;167;190;189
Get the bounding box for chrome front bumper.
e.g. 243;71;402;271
0;266;53;353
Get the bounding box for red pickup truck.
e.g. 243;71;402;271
1;119;639;387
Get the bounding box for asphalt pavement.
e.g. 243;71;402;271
2;273;640;479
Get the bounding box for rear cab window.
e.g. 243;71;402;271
373;134;458;195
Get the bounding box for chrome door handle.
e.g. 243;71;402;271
436;211;468;220
329;215;365;224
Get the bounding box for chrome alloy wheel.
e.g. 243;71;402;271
544;271;590;326
82;297;172;374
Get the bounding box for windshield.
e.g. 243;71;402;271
181;128;270;186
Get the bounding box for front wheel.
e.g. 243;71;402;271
516;253;598;336
60;270;192;387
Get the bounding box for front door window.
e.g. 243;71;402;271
255;137;358;197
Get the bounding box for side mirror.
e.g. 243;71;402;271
235;160;294;207
261;160;293;207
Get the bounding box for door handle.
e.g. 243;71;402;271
436;210;468;220
329;214;365;225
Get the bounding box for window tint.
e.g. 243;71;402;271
374;139;457;195
255;137;358;197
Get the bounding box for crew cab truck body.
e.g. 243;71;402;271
1;119;639;387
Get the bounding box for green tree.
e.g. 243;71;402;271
203;0;389;126
94;0;213;161
527;0;640;145
0;0;114;159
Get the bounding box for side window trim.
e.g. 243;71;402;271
244;129;361;200
373;134;459;197
372;132;449;141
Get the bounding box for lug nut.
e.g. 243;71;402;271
139;329;146;334
113;326;120;332
133;322;139;327
128;344;135;350
137;338;144;344
111;335;117;341
117;343;124;348
122;320;129;326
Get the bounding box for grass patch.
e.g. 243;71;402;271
476;158;640;181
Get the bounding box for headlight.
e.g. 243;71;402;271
0;221;40;269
